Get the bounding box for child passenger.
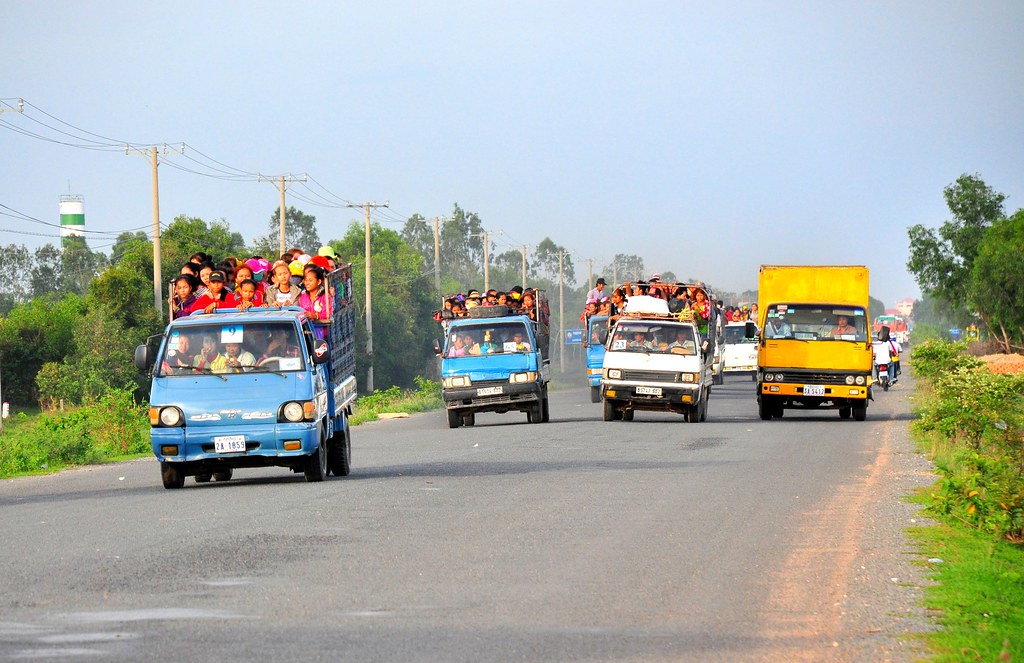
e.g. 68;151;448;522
266;260;302;308
170;275;200;319
195;270;229;313
227;279;259;311
299;265;331;322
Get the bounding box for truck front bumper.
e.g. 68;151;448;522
151;421;321;470
602;381;700;409
443;381;542;413
759;382;869;407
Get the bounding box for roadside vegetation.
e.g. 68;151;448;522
909;339;1024;660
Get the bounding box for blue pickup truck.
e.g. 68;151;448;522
584;314;609;403
135;265;357;488
436;293;550;428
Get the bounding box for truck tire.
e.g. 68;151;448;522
758;397;772;421
603;399;616;422
527;403;543;424
328;429;351;477
194;473;212;483
685;405;699;423
447;409;461;429
852;404;867;421
303;437;328;482
838;407;851;419
213;469;233;481
700;392;708;422
161;462;185;489
590;385;601;403
541;387;550;422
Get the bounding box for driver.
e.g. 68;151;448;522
830;315;856;337
259;328;299;363
211;341;257;373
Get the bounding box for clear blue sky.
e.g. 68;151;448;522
3;1;1022;306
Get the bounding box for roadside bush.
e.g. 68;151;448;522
912;340;1024;541
0;389;148;478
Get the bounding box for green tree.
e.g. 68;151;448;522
251;206;320;256
0;295;85;405
907;173;1006;320
60;236;108;295
533;238;576;285
331;222;439;390
400;213;435;270
161;215;246;280
603;254;646;284
439;204;485;289
109;231;149;265
30;244;62;298
0;243;32;314
970;209;1024;352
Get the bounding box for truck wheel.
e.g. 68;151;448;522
447;409;461;429
852;404;867;421
194;473;212;483
602;399;617;422
541;388;550;423
328;429;351;477
527;403;543;424
590;386;601;403
213;469;233;481
838;407;851;419
161;462;185;489
700;392;708;422
758;398;772;421
303;437;328;482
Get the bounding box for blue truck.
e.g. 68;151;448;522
435;292;551;428
134;265;358;488
584;314;609;403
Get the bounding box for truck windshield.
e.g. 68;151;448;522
723;325;757;345
446;322;534;356
156;322;305;376
608;321;697;356
764;304;868;341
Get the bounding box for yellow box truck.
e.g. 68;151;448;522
754;265;873;421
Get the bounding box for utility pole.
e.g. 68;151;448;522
433;216;441;292
0;98;24;115
347;201;389;393
558;251;566;374
126;143;183;314
586;258;594;289
521;245;528;289
258;173;307;255
482;230;489;292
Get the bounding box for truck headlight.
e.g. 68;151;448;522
509;371;537;384
281;401;316;422
442;376;471;388
150;406;183;427
855;375;866;385
845;375;855;385
679;372;697;383
605;368;622;380
764;373;773;382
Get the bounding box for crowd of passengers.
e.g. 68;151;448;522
580;274;760;335
434;286;549;325
169;246;343;322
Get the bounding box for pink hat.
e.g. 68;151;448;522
246;257;269;274
297;254;312;265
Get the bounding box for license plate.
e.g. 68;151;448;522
636;386;662;396
476;386;504;396
803;385;826;397
213;435;246;453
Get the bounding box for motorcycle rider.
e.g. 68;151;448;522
872;331;891;384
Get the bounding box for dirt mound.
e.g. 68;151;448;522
980;353;1024;374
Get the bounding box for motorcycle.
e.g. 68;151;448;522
876;362;890;391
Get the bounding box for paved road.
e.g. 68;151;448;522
0;374;933;661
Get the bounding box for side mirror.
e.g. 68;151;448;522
433;339;442;356
878;326;891;342
134;345;151;371
312;339;330;364
744;321;757;339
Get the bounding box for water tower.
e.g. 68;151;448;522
58;195;86;247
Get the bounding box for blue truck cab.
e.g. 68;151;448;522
584;314;609;403
135;265;357;489
436;293;551;428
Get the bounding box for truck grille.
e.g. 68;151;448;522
775;372;847;384
619;369;679;383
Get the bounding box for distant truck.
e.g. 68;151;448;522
754;265;873;421
435;291;551;427
872;314;909;344
584;314;609;402
135;265;358;488
722;321;759;382
599;284;720;422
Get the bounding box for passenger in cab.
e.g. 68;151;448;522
668;328;696;354
211;341;256;373
830;315;856;337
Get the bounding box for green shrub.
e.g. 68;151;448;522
912;340;1024;541
911;339;982;380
